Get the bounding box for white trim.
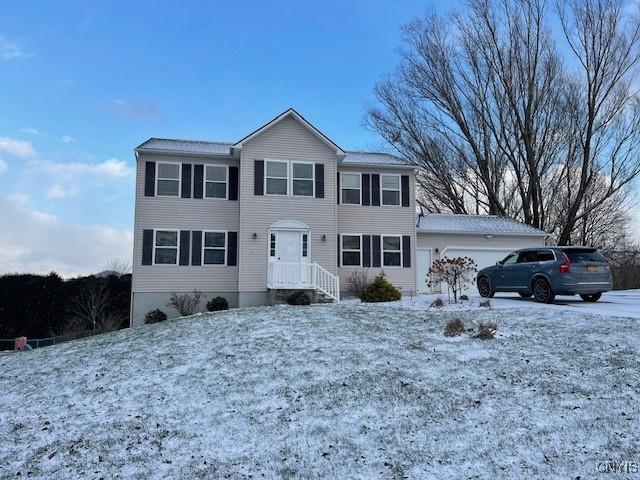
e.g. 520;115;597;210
234;108;345;155
381;234;403;268
264;159;289;196
340;172;362;206
441;246;520;256
202;230;228;266
270;219;310;231
152;228;180;265
203;164;229;200
340;233;363;267
291;160;315;197
416;247;433;293
155;161;182;198
380;173;401;206
267;227;311;266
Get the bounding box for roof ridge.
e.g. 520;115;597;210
148;137;234;145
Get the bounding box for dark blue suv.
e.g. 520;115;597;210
477;247;613;303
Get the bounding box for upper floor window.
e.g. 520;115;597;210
381;175;400;206
266;160;288;195
203;231;226;265
154;230;179;264
341;173;361;205
342;235;361;266
156;162;180;197
205;165;227;199
382;235;401;266
292;162;314;196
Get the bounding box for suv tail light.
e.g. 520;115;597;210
559;252;571;273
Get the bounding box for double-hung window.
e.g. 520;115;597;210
156;162;180;197
381;174;400;205
203;231;226;265
205;165;227;199
154;230;179;264
382;235;402;266
292;162;314;196
342;235;361;266
341;173;361;205
266;160;288;195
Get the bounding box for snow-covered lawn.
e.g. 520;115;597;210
1;303;638;479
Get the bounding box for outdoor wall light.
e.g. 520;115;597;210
435;248;439;253
321;234;327;242
252;232;257;239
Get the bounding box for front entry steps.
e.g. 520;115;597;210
268;289;336;305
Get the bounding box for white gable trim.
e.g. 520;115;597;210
233;108;345;155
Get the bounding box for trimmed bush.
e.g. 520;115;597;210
360;274;401;303
444;318;465;337
460;294;469;301
144;309;167;324
287;290;311;306
207;296;229;312
479;299;491;308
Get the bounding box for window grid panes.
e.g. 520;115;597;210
342;235;361;266
157;163;180;197
203;231;226;265
341;173;361;205
154;230;178;264
382;235;401;266
205;165;227;199
266;161;288;195
270;233;276;257
381;175;400;206
302;234;308;257
292;162;314;196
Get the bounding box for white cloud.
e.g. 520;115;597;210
46;184;77;199
0;196;133;277
0;159;7;173
20;128;40;135
7;193;29;205
34;158;134;179
0;137;36;158
61;135;76;144
0;36;30;61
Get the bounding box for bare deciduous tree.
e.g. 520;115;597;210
367;0;640;245
68;281;109;334
105;259;132;276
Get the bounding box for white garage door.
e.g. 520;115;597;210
441;248;514;295
416;249;432;293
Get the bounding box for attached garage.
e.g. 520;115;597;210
415;214;547;294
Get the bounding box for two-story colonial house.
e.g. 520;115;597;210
130;109;419;325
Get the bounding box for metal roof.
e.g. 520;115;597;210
342;151;412;167
417;213;547;236
136;138;233;156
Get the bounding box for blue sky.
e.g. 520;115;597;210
0;0;452;276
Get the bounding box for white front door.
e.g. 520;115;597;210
272;230;310;286
416;249;432;293
276;230;301;264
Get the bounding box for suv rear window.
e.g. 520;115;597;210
536;250;555;262
563;249;607;263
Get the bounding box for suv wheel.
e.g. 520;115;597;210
477;276;495;298
518;292;533;298
533;278;555;304
580;293;602;302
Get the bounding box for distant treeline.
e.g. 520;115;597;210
0;273;131;339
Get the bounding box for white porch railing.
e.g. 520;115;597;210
267;262;340;302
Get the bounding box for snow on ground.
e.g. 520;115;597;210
388;289;640;319
1;303;639;479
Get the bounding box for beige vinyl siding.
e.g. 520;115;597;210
337;166;417;293
238;116;338;292
132;152;240;292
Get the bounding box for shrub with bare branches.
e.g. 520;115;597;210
167;291;203;316
347;270;371;298
428;257;478;303
444;318;465;337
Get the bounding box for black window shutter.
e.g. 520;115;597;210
402;235;411;268
181;164;192;198
144;162;155;197
142;229;153;265
362;174;371;206
372;235;381;267
179;231;191;265
315;164;324;198
254;160;264;195
401;175;410;207
229;166;239;200
337;235;341;267
336;172;340;204
362;235;371;267
227;231;238;266
191;230;202;266
193;165;204;199
371;174;380;206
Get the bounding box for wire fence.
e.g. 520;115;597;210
0;330;95;351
